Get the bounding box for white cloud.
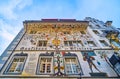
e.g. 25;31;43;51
0;0;120;55
0;19;22;55
17;0;33;10
0;0;33;20
0;19;15;41
0;0;33;55
72;0;103;19
0;19;15;55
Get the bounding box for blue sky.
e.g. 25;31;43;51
0;0;120;55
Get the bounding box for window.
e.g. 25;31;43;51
93;30;100;34
87;41;96;47
77;41;83;47
96;24;101;28
38;41;47;47
73;41;83;47
73;41;77;47
64;41;73;46
30;30;37;34
43;41;47;46
37;57;53;74
64;41;69;46
89;25;93;28
64;31;70;34
64;41;83;47
64;57;80;74
100;40;108;47
38;41;42;46
80;31;86;34
111;41;120;48
69;41;73;46
4;54;27;74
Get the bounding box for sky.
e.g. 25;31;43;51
0;0;120;55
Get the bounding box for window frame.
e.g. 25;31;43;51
93;30;100;34
37;56;53;75
99;40;108;47
87;41;96;47
64;56;81;75
4;54;27;75
80;31;86;34
64;40;83;47
37;40;47;47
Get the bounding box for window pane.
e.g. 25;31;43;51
47;64;51;73
93;30;100;34
72;64;78;74
69;41;73;46
78;41;83;47
7;56;26;73
64;41;68;46
87;41;96;47
65;58;79;74
16;63;23;72
100;40;108;46
20;58;25;62
73;41;77;46
9;63;17;72
112;41;120;47
38;41;42;46
40;64;45;73
38;41;47;46
80;31;86;34
66;64;72;74
13;58;19;62
43;41;47;46
39;58;52;74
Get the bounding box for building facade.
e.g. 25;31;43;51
0;17;120;79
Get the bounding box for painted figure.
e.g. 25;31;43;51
83;53;101;73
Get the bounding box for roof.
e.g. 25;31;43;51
23;19;89;23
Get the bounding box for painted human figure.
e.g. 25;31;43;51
83;53;101;73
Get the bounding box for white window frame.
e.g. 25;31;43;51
37;56;53;74
100;40;108;47
64;57;80;75
5;55;27;74
87;41;96;47
64;41;83;47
